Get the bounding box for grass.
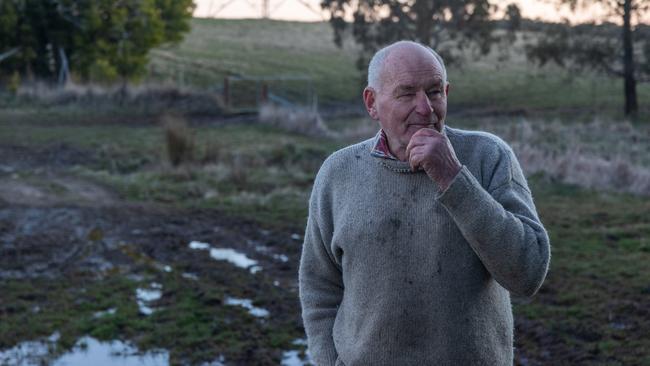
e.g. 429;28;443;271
0;261;302;364
1;16;649;364
148;18;362;103
2;19;648;121
1;113;649;363
0;84;224;120
512;176;650;364
0;119;340;228
142;18;650;121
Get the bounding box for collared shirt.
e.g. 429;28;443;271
370;130;398;160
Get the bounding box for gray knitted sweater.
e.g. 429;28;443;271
299;126;551;366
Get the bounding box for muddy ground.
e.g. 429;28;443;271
1;139;648;365
0;142;309;365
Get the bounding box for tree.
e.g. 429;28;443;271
0;0;195;84
525;0;650;117
321;0;517;78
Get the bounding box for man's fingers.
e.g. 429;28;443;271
408;147;424;172
412;127;440;140
407;128;447;172
409;152;420;172
406;140;413;158
406;136;423;158
406;131;432;154
408;146;418;171
407;128;442;153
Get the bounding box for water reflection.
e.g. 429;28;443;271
0;334;168;366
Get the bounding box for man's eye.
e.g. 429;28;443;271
399;93;415;98
427;89;441;97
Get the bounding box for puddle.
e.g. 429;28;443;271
280;338;312;366
254;245;289;263
136;283;163;315
53;337;168;366
209;248;258;270
182;272;199;281
0;334;168;366
224;297;269;318
188;241;262;274
291;339;308;346
189;241;210;250
155;263;173;273
93;308;117;318
199;354;226;366
273;254;289;262
0;333;57;366
609;322;627;330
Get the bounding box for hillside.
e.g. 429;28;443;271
148;18;362;104
148;18;650;120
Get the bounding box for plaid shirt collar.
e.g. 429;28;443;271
370;129;398;160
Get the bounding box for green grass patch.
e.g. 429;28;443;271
513;175;650;363
0;264;302;364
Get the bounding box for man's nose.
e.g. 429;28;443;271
415;90;433;116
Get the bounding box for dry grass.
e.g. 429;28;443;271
473;118;650;196
162;114;195;167
12;82;224;116
515;145;650;195
258;104;335;138
339;122;378;141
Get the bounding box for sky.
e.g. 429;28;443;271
193;0;641;25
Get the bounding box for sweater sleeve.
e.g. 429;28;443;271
299;187;344;365
436;150;551;297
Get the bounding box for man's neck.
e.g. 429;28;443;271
390;146;408;162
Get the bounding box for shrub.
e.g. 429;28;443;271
162;114;194;167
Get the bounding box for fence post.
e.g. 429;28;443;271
223;77;230;107
260;82;268;104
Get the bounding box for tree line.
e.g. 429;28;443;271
0;0;647;117
322;0;649;117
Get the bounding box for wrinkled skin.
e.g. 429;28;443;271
363;43;461;190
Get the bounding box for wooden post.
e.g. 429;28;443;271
260;82;268;104
223;77;230;107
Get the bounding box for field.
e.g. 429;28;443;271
1;17;650;366
146;18;650;119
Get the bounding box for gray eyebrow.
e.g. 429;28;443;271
396;85;417;91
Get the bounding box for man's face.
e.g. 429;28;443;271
365;46;449;159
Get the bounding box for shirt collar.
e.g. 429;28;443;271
370;129;398;160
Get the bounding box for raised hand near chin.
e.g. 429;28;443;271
405;128;462;191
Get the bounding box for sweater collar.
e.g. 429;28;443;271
369;127;449;173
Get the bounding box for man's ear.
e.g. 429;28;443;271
363;87;378;120
444;82;450;97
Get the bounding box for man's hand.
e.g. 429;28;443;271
405;128;462;191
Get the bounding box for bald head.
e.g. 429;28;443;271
367;41;447;92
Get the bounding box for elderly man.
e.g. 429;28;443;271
299;40;550;365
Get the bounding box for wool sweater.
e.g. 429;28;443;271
299;126;551;366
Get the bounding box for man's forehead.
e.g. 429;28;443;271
380;45;444;87
383;67;444;90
